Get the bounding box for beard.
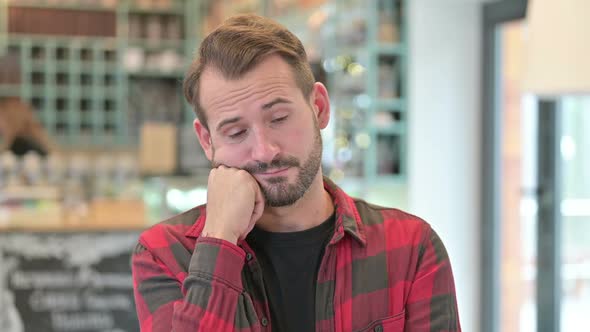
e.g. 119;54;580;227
212;121;323;207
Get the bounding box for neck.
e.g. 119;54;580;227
256;172;334;233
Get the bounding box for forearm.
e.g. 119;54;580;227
174;237;248;331
132;237;259;332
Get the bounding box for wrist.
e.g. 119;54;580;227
201;229;239;244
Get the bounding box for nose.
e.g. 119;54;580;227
250;127;280;163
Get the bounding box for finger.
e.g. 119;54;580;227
250;180;265;225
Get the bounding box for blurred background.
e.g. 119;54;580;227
0;0;588;331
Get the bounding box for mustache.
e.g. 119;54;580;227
242;156;300;174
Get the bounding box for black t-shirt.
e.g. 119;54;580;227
246;214;335;332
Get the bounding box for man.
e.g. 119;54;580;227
132;14;461;332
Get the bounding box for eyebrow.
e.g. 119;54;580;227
215;98;292;132
262;97;291;109
216;116;241;132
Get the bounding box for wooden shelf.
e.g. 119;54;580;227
7;1;115;12
0;223;148;232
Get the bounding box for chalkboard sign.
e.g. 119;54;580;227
0;232;141;332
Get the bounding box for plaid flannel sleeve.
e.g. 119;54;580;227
132;236;262;332
404;227;462;331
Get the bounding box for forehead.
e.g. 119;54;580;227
199;55;300;115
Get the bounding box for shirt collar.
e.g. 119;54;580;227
322;177;367;247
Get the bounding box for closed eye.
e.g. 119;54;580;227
271;116;288;123
229;129;247;139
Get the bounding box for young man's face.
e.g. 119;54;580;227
194;55;331;207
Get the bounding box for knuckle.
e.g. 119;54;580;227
236;169;249;177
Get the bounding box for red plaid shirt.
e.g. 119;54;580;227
132;178;461;331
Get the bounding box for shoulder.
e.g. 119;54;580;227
132;205;205;279
353;199;433;246
137;205;205;251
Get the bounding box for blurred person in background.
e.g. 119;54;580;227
132;14;461;332
0;97;56;157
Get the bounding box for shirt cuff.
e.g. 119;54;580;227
188;237;246;291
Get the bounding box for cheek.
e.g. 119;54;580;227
283;125;304;140
282;124;313;153
211;144;249;166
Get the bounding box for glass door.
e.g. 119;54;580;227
484;3;590;331
497;20;538;332
560;98;590;331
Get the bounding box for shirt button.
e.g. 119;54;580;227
374;325;383;332
261;317;268;326
246;253;253;261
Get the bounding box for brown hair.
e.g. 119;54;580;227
0;97;57;154
183;14;315;129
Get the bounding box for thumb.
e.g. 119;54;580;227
249;181;265;226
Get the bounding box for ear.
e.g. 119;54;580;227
193;118;213;161
310;82;330;129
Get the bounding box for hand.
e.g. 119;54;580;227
201;166;265;244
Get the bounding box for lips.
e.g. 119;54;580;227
258;167;289;176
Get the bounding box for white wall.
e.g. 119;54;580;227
408;1;483;331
